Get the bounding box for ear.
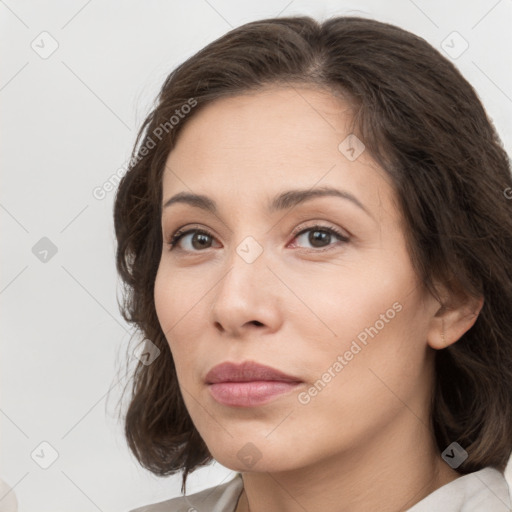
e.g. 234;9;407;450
427;288;484;350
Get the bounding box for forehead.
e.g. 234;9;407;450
161;86;395;218
170;85;355;159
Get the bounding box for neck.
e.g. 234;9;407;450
235;412;460;512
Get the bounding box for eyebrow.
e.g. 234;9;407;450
162;186;372;218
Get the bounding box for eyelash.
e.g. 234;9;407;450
166;223;349;254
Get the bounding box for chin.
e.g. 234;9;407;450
206;439;303;474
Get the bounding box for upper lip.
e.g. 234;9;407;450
205;361;302;384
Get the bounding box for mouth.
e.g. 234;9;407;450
205;360;303;407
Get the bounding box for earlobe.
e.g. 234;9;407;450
427;295;484;350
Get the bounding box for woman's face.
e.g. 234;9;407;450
154;86;441;473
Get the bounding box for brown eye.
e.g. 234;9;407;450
168;229;217;251
307;229;332;248
292;225;349;251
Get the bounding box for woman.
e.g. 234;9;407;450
114;15;512;512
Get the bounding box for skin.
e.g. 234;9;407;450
154;85;483;512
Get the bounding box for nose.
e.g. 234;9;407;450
209;240;283;338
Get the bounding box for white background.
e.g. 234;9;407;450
2;0;512;511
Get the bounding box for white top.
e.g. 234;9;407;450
129;467;512;512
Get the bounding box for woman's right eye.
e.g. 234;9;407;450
167;228;218;252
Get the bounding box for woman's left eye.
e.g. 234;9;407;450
291;225;349;251
166;224;349;253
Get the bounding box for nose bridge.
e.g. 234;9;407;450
209;229;280;332
219;232;268;297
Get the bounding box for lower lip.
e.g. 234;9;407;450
208;381;301;407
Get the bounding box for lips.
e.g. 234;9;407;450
205;360;302;384
205;361;303;407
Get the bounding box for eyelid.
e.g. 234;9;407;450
290;220;350;240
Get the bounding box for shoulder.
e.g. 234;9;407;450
128;473;244;512
460;467;512;511
407;466;512;511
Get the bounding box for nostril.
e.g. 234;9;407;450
251;320;264;327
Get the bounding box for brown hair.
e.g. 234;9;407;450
113;15;512;493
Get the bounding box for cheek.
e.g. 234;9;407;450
154;263;200;329
300;260;410;350
154;267;175;337
314;287;430;413
290;296;429;455
154;266;187;360
153;265;207;369
300;260;426;391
